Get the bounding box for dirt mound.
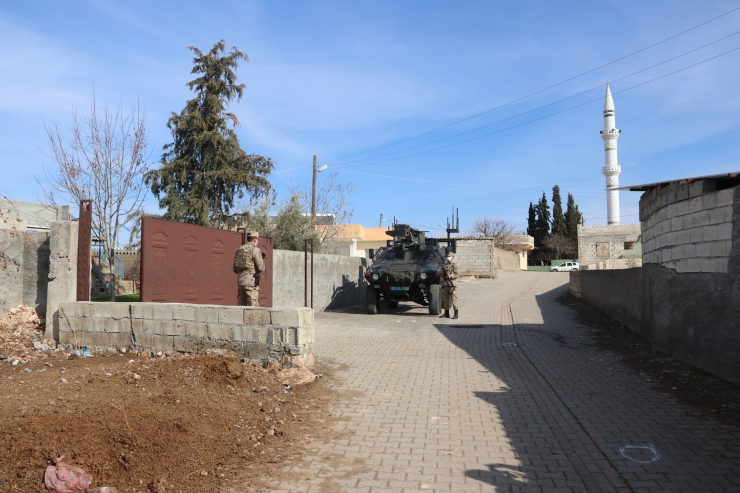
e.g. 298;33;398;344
0;305;54;362
0;353;335;492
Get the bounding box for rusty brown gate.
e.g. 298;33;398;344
140;217;273;307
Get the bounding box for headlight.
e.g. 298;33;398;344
372;273;379;281
419;272;427;280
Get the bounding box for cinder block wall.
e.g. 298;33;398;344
580;267;642;334
273;250;367;310
456;239;495;277
57;302;314;366
640;181;733;273
577;224;640;265
639;181;740;385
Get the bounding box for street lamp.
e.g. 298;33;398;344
311;155;328;220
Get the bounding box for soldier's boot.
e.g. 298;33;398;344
452;310;459;319
440;310;450;318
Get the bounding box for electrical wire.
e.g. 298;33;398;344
329;29;740;168
329;45;740;169
318;5;740;165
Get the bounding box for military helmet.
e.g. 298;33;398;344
247;230;260;239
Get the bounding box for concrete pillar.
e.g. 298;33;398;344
0;228;25;316
46;221;78;341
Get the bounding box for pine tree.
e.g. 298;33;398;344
146;41;273;227
526;202;536;237
551;185;566;236
564;192;583;243
534;191;551;248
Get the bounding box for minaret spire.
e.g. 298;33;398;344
600;81;621;225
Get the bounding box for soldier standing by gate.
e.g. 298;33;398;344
440;250;459;319
233;231;265;306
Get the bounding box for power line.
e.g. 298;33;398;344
319;6;740;165
330;29;740;168
330;45;740;169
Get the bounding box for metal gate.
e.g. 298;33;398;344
140;217;273;307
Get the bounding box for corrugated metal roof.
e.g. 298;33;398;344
617;171;740;191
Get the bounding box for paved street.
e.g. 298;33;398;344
263;271;740;493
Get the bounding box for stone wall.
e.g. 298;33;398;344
580;267;642;334
0;228;50;317
273;250;368;311
456;239;495;277
640;180;733;273
569;270;582;298
577;224;641;265
57;302;314;366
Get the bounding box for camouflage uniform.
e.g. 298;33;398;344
233;232;265;307
441;252;459;315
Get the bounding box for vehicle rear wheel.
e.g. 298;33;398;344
428;284;442;315
365;287;378;315
572;268;579;271
387;300;399;309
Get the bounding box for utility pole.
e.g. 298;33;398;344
311;155;317;221
379;214;384;228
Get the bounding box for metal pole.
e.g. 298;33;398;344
311;155;317;220
304;241;307;307
311;240;314;310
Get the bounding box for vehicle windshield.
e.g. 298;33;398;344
558;263;567;267
411;249;437;260
379;248;404;260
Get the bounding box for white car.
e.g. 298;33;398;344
550;261;579;272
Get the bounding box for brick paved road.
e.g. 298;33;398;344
262;271;740;493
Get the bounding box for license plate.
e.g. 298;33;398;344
389;287;409;291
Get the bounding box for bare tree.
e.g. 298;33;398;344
541;233;576;260
289;171;356;244
39;93;150;300
470;217;516;242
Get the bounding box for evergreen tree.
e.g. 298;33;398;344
564;192;583;243
551;185;566;236
534;191;550;248
526;202;536;237
146;40;273;227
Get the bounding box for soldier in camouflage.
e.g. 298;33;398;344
233;231;265;307
440;250;459;319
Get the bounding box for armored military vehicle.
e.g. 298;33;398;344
363;223;452;315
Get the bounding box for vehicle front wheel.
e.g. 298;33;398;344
572;268;579;271
428;284;442;315
365;287;378;315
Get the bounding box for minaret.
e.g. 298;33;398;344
600;82;621;225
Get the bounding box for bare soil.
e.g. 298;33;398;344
0;352;338;493
559;293;740;428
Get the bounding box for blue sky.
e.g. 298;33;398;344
2;1;739;238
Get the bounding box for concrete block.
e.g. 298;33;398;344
243;342;270;361
110;303;131;320
173;336;207;353
298;308;314;327
234;325;269;343
670;217;682;232
675;200;689;216
671;245;684;260
85;331;132;348
701;258;716;273
703;225;719;242
684;243;696;257
140;319;166;335
243;308;271;325
695;242;710;258
208;323;234;341
661;248;672;262
181;321;208;338
681;215;693;230
269;327;295;345
709;241;727;257
666;231;678;246
675;259;689;273
91;303;112;318
715;257;729;273
725;207;735;222
676;184;689;201
59;330;79;345
150;303;173;320
687;257;702;272
702;192;718;209
218;306;244;324
666;203;677;217
676;230;690;245
695;210;710;227
138;334;174;352
688;182;703;199
716;188;735;207
171;304;196;321
270;309;300;327
130;303;147;319
76;303;94;318
689;228;704;243
717;223;733;240
296;326;314;345
194;306;220;323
